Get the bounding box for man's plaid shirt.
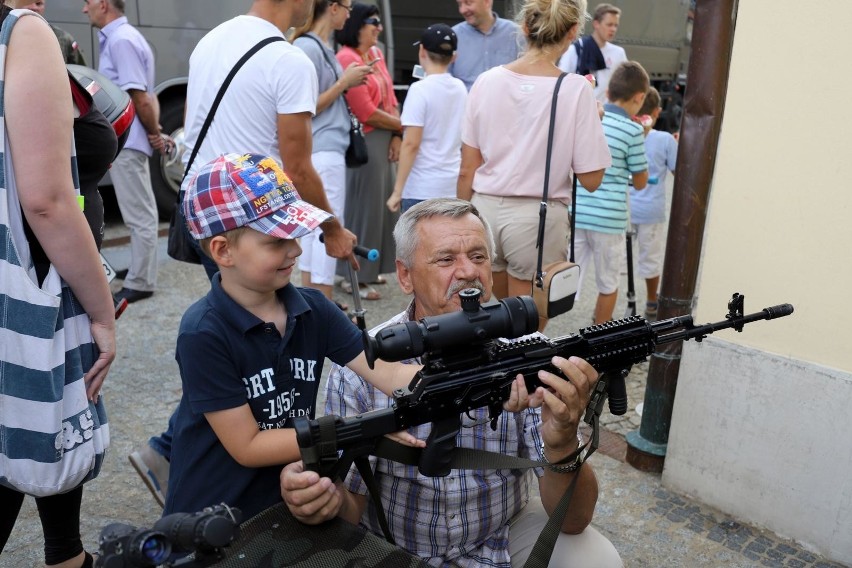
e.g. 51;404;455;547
325;303;545;567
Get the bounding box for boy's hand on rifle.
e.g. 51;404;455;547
536;356;598;452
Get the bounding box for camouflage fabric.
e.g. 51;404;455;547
217;503;429;567
52;23;86;66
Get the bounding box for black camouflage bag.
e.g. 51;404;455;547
218;503;427;567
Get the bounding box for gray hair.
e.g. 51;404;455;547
393;198;495;268
108;0;125;13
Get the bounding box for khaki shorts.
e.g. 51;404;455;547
472;193;570;281
509;497;623;567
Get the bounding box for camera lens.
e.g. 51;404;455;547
132;531;170;565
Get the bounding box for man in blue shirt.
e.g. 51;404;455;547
450;0;523;90
84;0;165;303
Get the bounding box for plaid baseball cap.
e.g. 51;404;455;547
413;24;457;57
184;153;332;240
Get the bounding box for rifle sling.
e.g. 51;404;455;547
359;416;600;568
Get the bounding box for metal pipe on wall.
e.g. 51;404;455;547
625;0;740;472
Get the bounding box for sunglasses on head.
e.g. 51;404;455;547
363;16;381;26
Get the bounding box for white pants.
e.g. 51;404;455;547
298;151;346;285
110;148;158;291
631;222;666;279
509;498;623;567
573;229;625;298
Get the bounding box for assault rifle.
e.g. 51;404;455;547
296;290;793;480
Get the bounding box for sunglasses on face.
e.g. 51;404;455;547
332;1;352;12
363;17;381;26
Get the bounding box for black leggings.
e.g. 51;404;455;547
0;484;84;565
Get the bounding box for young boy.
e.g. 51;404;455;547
628;87;678;320
165;153;420;519
386;24;467;213
573;61;650;324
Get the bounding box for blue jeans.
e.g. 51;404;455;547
150;219;216;461
149;407;177;461
401;198;424;213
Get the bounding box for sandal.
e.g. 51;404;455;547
358;284;381;301
340;280;381;300
644;302;658;320
334;300;350;312
371;275;388;285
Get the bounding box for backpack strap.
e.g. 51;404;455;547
181;36;285;185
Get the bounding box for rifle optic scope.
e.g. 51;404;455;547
365;288;539;367
153;504;242;554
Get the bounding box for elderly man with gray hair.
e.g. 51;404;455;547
281;198;622;567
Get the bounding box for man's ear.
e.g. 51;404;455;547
208;235;233;268
396;259;414;295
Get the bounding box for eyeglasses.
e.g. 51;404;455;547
332;1;352;12
363;17;382;26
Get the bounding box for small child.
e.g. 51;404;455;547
386;24;467;213
573;61;650;324
628;87;678;320
165;153;420;519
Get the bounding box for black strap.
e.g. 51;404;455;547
179;36;285;189
535;73;577;288
301;33;339;81
569;173;577;263
300;33;363;128
361;429;600;568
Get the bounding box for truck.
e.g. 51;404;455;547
46;0;689;218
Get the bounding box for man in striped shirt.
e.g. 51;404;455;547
281;199;622;567
573;61;650;325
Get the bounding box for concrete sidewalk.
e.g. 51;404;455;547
1;235;846;567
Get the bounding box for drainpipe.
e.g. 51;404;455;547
380;0;394;80
625;0;739;472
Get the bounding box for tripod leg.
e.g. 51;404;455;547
624;230;636;317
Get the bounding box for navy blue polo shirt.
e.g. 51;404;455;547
165;275;362;519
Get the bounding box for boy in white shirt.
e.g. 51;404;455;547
387;24;467;213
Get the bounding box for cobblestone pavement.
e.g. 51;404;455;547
1;233;848;568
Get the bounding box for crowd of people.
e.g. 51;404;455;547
0;0;681;566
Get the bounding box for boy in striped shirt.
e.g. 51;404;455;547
573;61;650;324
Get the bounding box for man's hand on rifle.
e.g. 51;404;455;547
503;374;546;413
281;461;344;525
537;356;598;454
282;432;424;526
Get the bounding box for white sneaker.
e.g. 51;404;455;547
129;445;169;508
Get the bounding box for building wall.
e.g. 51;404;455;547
662;1;852;563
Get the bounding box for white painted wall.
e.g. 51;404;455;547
661;1;852;564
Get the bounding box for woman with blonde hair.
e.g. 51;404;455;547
458;0;611;330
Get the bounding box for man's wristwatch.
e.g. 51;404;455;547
540;442;583;473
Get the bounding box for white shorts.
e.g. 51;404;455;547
298;151;346;285
631;222;666;279
573;229;625;296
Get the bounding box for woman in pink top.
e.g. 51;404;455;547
458;0;611;330
335;2;402;299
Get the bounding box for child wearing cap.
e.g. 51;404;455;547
164;153;423;520
386;24;467;213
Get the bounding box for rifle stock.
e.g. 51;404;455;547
295;293;793;480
